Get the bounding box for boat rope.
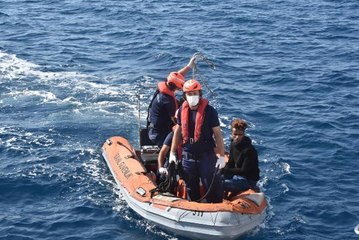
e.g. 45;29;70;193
116;141;138;160
150;163;220;202
161;161;178;194
191;52;216;96
194;167;220;202
137;90;141;134
150;161;183;197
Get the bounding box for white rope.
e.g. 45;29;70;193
191;52;216;96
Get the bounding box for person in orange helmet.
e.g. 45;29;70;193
146;56;198;147
169;79;225;203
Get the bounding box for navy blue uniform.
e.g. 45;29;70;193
148;92;176;147
177;105;223;203
163;131;174;147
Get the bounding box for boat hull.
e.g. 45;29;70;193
102;136;267;239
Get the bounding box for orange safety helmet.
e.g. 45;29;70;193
183;79;202;92
167;72;185;89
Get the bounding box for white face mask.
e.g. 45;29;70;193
187;95;200;107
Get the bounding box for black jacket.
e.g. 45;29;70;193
223;136;260;181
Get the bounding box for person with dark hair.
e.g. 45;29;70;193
169;79;225;203
222;119;260;196
157;109;181;177
146;56;197;147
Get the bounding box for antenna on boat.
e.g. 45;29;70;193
136;82;143;148
191;52;216;96
137;90;141;131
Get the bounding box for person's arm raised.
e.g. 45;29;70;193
177;55;197;77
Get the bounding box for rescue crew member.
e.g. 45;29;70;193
157;110;181;177
169;80;225;203
147;56;197;147
222;119;260;196
157;131;173;177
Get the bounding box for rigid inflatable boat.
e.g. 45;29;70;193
102;135;267;239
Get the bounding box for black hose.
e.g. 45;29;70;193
194;167;220;202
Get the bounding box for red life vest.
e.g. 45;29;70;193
181;98;208;144
158;81;178;110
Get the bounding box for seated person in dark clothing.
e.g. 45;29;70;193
157;131;174;177
157;109;181;177
222;119;260;195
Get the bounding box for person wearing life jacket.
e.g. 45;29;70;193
222;119;260;197
147;56;197;147
169;80;226;203
157;110;182;177
155;109;185;195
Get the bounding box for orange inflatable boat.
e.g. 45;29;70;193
102;135;267;239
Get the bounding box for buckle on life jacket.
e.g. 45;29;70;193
189;138;194;144
183;152;196;161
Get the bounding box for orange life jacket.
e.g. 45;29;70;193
181;98;208;144
158;82;178;110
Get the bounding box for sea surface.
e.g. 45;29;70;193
1;1;358;239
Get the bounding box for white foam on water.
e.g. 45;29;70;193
65;77;141;120
248;222;267;237
8;89;58;102
1;50;143;124
257;175;268;188
281;183;289;193
0;51;94;110
74;149;126;207
0;51;38;80
0;127;56;160
61;97;83;106
81;156;103;179
294;215;306;224
144;223;179;240
281;162;291;175
0;127;6;134
0;50;89;81
37;71;90;82
27;162;53;177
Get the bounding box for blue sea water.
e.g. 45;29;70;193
1;0;358;239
